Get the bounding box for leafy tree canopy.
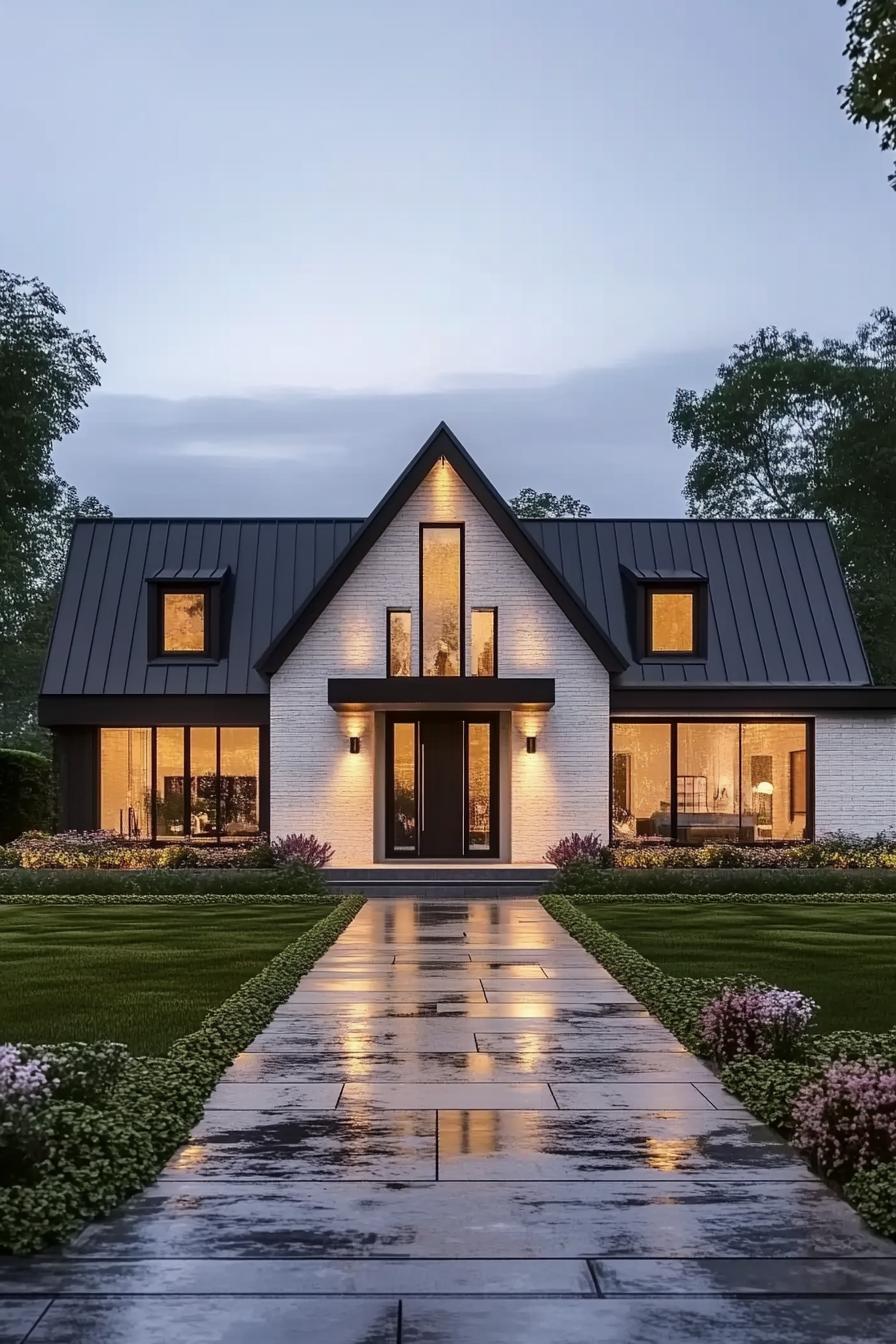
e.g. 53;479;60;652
0;270;108;749
510;488;591;518
839;0;896;188
669;309;896;682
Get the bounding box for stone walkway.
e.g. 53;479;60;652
2;898;895;1341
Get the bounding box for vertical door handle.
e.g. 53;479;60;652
420;742;425;831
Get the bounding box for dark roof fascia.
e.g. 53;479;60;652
256;423;627;676
328;676;555;710
610;685;896;712
39;695;270;728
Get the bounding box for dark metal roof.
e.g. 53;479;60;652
41;462;872;701
520;518;871;686
42;518;365;697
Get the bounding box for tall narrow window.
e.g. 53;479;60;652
466;721;492;851
189;726;218;839
741;722;808;841
155;728;186;839
161;591;207;654
100;728;152;839
677;722;740;843
647;590;695;655
471;608;496;676
387;609;412;677
220;727;260;837
421;524;462;676
392;721;417;852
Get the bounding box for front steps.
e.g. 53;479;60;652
324;864;555;898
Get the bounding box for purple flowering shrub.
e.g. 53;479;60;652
0;1045;57;1187
698;986;817;1064
271;834;335;870
792;1061;896;1180
544;833;611;868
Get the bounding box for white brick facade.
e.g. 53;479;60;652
814;713;896;837
269;461;610;863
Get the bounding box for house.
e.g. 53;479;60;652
40;423;896;877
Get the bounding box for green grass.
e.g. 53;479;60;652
0;903;333;1054
576;900;896;1034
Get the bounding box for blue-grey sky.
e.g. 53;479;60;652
3;0;893;516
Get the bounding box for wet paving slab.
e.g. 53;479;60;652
5;897;892;1342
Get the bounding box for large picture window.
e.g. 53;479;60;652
100;726;261;842
611;720;810;844
420;524;462;676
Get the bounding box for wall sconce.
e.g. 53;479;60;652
525;736;537;754
349;736;361;755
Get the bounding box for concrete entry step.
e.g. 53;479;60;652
324;864;555;897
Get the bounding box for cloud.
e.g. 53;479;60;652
54;348;723;518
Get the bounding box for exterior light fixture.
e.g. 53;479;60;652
349;736;361;755
754;780;774;795
525;736;537;754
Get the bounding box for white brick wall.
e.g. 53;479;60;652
814;713;896;837
269;461;610;862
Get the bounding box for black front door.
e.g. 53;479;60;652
385;713;499;859
420;716;464;857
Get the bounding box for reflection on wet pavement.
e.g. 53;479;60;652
4;897;894;1342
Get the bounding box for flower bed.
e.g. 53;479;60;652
1;829;335;873
542;893;896;1239
0;894;364;1253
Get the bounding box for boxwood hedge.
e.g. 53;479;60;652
550;865;896;896
0;867;331;897
0;893;363;1253
543;893;896;1239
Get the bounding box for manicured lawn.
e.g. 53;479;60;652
576;901;896;1034
0;903;333;1054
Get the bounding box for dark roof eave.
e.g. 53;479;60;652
328;676;555;710
610;684;896;712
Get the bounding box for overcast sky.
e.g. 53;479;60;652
3;0;894;517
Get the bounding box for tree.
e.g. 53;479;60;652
510;488;591;518
838;0;896;189
669;309;896;682
0;270;107;748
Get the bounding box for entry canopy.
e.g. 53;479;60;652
327;676;555;711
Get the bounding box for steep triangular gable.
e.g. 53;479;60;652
255;422;627;675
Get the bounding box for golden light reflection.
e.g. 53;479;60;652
439;1109;507;1159
168;1141;209;1173
340;1002;375;1077
644;1133;698;1172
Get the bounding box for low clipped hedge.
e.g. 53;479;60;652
543;893;896;1239
550;865;896;896
0;892;339;907
557;889;896;906
0;751;54;843
0;867;331;897
0;893;364;1253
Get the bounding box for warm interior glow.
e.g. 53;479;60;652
421;525;461;676
162;591;206;653
392;721;417;852
100;728;152;839
388;610;412;677
467;722;491;851
219;727;260;836
155;727;185;839
649;590;694;654
471;609;496;676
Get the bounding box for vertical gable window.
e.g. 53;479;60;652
647;590;695;655
420;524;462;676
471;608;497;676
162;590;207;654
387;609;412;677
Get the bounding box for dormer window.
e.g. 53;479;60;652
420;524;463;676
647;589;696;656
161;590;207;654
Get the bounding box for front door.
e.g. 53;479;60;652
385;713;499;859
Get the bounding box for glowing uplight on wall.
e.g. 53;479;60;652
349;736;360;754
526;736;537;754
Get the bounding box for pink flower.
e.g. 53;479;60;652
792;1060;896;1179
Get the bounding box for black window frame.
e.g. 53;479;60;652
418;521;465;678
609;717;814;846
148;581;222;662
386;607;413;678
470;606;498;677
644;586;701;659
100;724;264;844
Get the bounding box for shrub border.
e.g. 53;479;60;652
0;892;340;907
541;893;896;1239
0;893;364;1253
562;890;896;906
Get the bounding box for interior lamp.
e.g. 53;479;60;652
754;780;774;795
